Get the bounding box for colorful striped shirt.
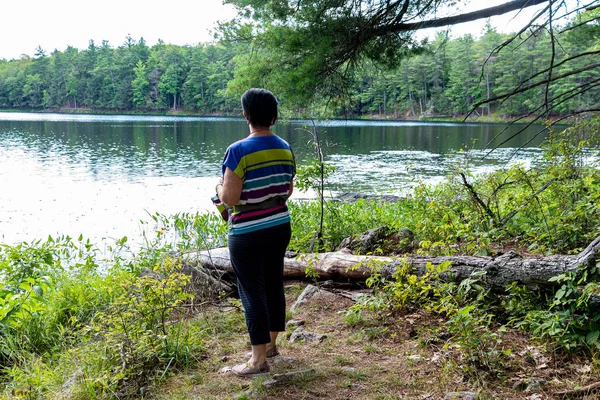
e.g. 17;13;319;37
222;135;295;235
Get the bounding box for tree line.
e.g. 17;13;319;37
0;19;598;119
0;37;239;114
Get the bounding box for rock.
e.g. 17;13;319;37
290;285;338;313
525;394;543;400
513;378;544;392
289;327;327;344
262;369;316;388
445;392;479;400
286;319;305;328
338;226;414;254
218;366;233;374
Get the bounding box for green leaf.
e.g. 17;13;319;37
32;286;44;297
586;331;599;345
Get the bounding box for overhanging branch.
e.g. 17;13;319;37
379;0;551;34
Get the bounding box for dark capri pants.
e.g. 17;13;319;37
228;222;292;345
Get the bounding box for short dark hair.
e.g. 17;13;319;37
241;88;278;127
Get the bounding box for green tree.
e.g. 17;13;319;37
23;73;43;108
446;35;479;115
159;64;181;110
132;60;149;109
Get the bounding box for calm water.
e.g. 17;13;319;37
0;112;550;245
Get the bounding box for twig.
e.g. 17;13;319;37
556;381;600;398
559;15;600;34
499;179;557;226
160;357;175;379
459;173;496;222
467;61;600;121
545;0;557;116
483;78;600;156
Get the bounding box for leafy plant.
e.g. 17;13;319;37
514;261;600;351
85;257;205;396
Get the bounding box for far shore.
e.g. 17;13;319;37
0;107;579;126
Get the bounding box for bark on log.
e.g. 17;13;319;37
185;235;600;289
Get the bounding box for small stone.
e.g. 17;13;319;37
220;356;228;362
218;366;232;374
289;327;326;344
286;319;305;328
525;379;543;392
526;394;543;400
407;354;424;361
445;392;479;400
513;378;544;392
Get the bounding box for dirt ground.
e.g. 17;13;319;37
154;281;600;400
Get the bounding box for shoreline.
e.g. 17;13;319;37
0;107;576;126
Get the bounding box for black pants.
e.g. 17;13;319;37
228;222;292;345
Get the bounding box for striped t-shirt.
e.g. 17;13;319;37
222;135;295;235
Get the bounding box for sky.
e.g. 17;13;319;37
0;0;574;61
0;0;238;60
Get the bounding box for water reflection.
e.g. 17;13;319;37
0;113;553;244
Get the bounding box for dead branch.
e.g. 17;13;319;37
556;381;600;399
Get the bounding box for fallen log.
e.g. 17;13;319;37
185;234;600;289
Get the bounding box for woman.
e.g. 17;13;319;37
216;88;295;376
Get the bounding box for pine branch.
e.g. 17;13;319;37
379;0;550;33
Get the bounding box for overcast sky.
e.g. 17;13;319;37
0;0;569;61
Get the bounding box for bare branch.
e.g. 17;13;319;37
559;15;600;34
465;62;600;120
482;3;550;68
505;108;600;161
459;173;497;222
545;0;557;115
501;50;600;101
483;78;600;154
483;79;600;158
499;178;557;226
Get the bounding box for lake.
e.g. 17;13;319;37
0;112;550;245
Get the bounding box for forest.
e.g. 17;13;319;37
0;15;598;119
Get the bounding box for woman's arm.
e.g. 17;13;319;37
217;167;243;207
288;180;294;198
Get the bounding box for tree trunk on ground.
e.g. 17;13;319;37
186;235;600;290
